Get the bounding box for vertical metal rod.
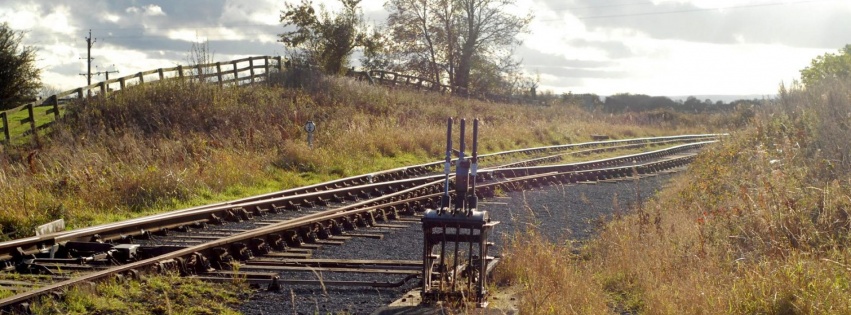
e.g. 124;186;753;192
422;229;431;294
439;225;447;291
478;229;488;305
442;118;452;213
452;224;460;292
467;234;474;291
455;119;467;214
459;119;466;160
468;118;479;215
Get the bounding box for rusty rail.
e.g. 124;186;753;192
0;134;720;264
0;138;716;310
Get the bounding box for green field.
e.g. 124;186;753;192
2;104;66;145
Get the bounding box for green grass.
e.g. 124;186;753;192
3;104;66;145
29;273;246;315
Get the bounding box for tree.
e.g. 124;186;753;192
0;22;41;109
384;0;531;94
800;44;851;87
279;0;381;75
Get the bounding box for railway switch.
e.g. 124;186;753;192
422;118;499;307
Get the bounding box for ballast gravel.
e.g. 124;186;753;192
237;173;676;315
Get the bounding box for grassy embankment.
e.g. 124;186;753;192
0;74;725;239
496;78;851;314
0;71;729;313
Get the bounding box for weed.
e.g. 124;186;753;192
494;78;851;314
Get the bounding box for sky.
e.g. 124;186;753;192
1;0;849;98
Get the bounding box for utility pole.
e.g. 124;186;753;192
79;29;96;86
93;68;119;93
94;65;119;81
104;70;118;81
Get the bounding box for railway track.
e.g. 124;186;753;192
0;134;721;312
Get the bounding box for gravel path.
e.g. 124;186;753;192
237;173;676;315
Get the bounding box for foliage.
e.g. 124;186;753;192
602;93;762;113
495;74;851;313
186;39;216;80
383;0;532;95
29;272;246;314
279;0;381;75
800;44;851;87
0;22;41;109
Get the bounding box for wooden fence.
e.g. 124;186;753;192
1;56;539;145
350;69;531;104
350;70;454;93
0;55;284;144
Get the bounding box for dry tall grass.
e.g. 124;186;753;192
0;74;718;239
496;78;851;314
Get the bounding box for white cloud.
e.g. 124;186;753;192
144;5;166;16
103;13;121;23
220;0;278;25
126;5;166;17
1;0;844;96
41;6;76;36
0;3;40;30
167;29;201;42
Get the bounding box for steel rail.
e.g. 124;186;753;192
46;140;711;244
0;135;719;262
0;144;709;309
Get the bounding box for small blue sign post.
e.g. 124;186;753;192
304;120;316;148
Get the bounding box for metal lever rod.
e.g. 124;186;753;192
468;118;479;215
441;117;452;213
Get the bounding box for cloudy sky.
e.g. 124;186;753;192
1;0;849;98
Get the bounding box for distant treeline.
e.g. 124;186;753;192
561;93;763;113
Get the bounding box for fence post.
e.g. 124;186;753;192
249;57;256;83
196;64;203;82
119;77;126;90
76;88;83;100
138;72;144;84
276;56;283;72
264;56;270;81
26;103;36;136
216;62;223;87
232;61;238;84
99;82;107;95
0;112;8;143
158;68;165;81
50;95;59;119
177;65;184;78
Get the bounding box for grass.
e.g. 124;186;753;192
28;272;246;315
2;104;66;145
494;77;851;314
0;69;729;313
0;74;723;240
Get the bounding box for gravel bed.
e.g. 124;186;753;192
237;173;676;314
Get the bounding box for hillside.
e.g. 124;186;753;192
0;72;728;241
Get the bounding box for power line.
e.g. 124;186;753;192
537;0;840;22
550;1;655;12
90;23;278;32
